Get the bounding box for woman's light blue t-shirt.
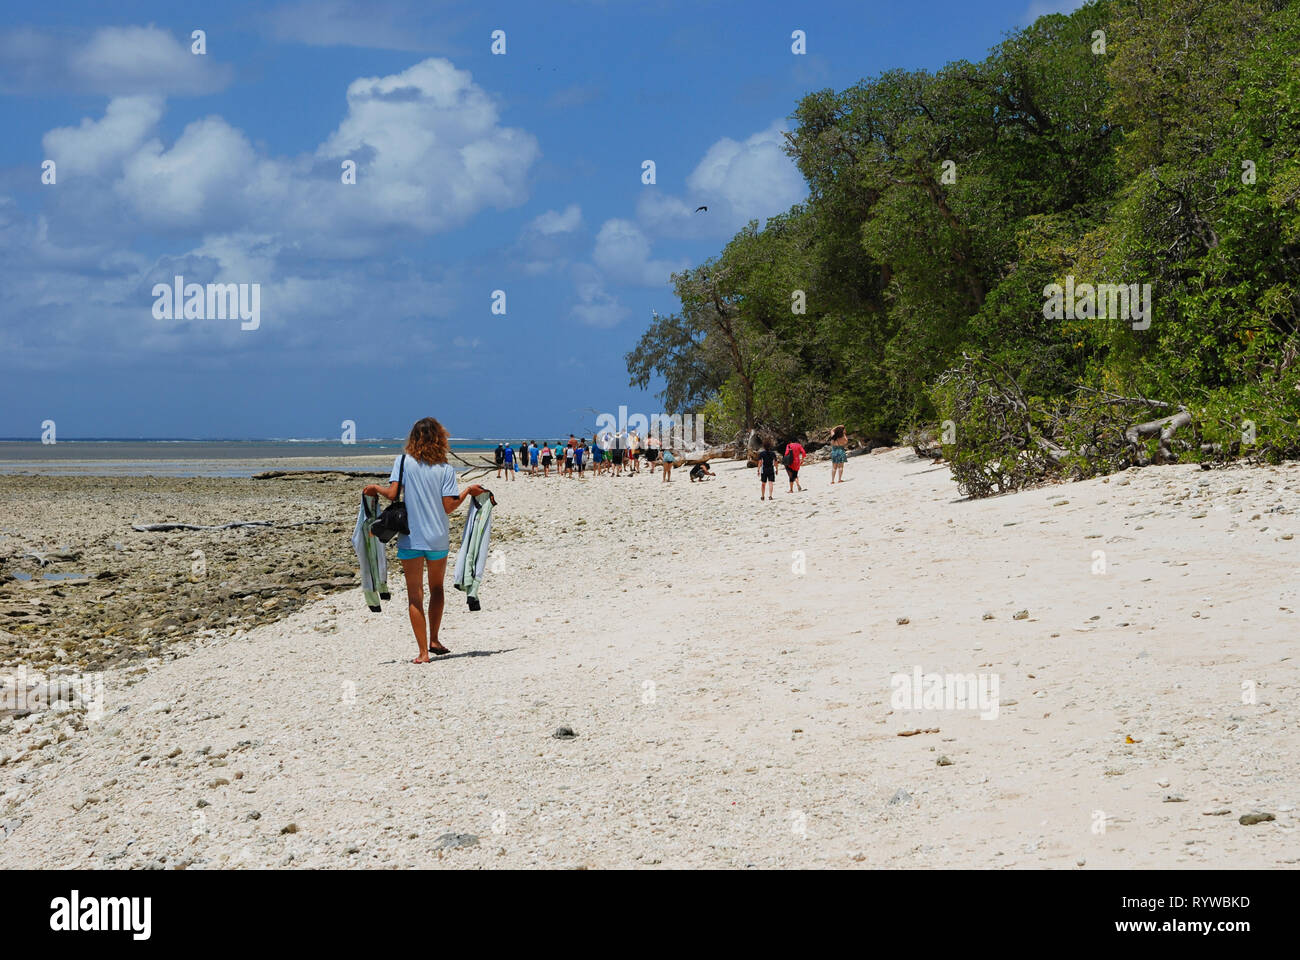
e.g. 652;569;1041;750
389;455;458;552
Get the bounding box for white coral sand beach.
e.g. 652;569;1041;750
2;449;1298;868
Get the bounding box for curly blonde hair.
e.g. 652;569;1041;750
405;417;450;465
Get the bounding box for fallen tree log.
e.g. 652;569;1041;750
252;470;388;479
131;519;337;533
133;521;272;532
676;443;737;465
1125;408;1191;464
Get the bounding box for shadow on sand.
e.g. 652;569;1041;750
380;647;517;665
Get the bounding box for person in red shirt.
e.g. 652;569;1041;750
783;439;807;493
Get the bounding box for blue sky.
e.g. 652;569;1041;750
0;0;1084;440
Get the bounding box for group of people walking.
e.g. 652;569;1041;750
493;432;693;482
494;424;849;497
754;425;849;500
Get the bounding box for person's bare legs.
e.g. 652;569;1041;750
425;557;448;655
401;557;430;663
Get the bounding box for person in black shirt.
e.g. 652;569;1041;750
494;443;505;478
689;462;715;482
757;438;778;500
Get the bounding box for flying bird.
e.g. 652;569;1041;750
694;205;708;213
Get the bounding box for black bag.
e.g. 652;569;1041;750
782;451;794;468
370;455;410;543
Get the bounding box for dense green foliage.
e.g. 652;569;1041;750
626;0;1300;494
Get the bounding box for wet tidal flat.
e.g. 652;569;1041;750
0;474;509;674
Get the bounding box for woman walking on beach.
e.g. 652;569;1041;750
363;417;485;663
829;425;848;484
541;442;553;477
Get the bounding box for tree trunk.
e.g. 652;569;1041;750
1125;408;1191;464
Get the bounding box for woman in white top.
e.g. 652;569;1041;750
364;417;485;663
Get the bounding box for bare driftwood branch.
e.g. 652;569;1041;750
1035;437;1070;462
1124;408;1191;463
447;448;487;468
1073;386;1174;409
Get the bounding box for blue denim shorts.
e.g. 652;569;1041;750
396;549;449;561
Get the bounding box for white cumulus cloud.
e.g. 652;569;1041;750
0;25;233;96
42;96;164;177
636;120;805;237
37;58;540;240
315;58;540;232
527;204;583;235
592;218;686;288
567;120;803;324
687;121;804;220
